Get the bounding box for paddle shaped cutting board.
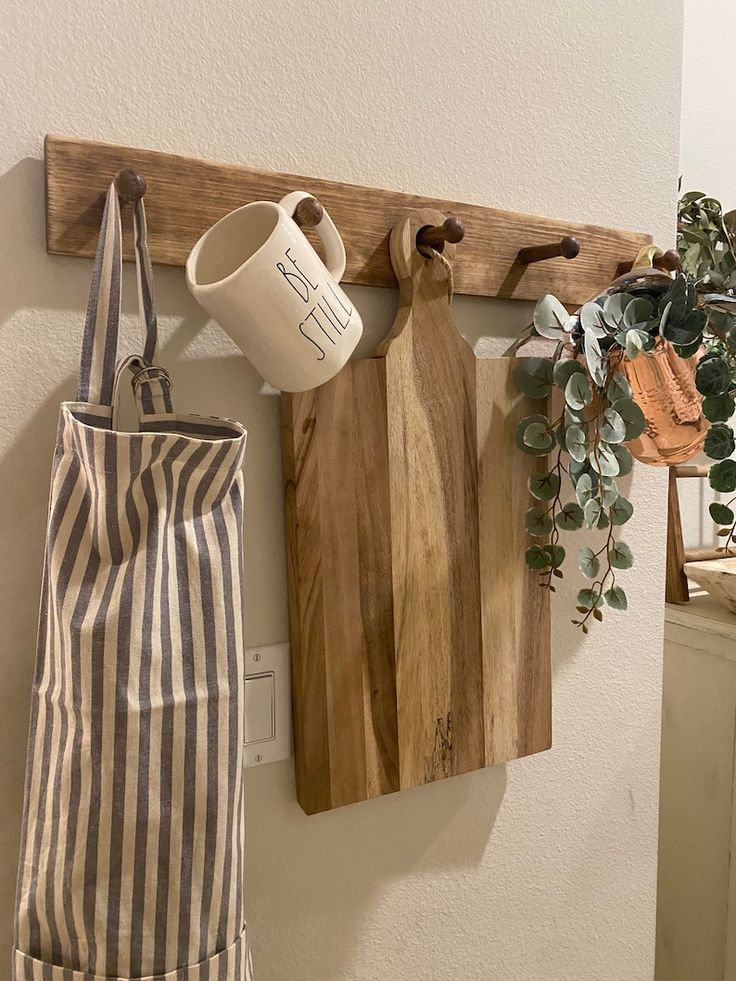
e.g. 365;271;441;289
281;209;551;814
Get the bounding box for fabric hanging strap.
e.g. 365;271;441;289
76;182;172;416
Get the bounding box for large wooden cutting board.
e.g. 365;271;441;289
282;209;551;814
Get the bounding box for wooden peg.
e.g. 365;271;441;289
617;249;682;276
653;249;681;273
518;236;580;265
416;216;465;253
293;196;324;228
114;167;147;204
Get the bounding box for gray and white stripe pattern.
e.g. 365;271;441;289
14;184;251;980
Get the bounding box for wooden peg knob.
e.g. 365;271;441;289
293;196;324;228
416;216;465;252
653;249;681;273
517;236;580;265
618;248;682;277
114;168;147;204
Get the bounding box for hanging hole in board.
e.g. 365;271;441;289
114;167;147;205
416;216;465;256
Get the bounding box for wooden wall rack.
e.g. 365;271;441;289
44;134;653;813
45;135;649;306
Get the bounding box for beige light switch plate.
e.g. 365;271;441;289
244;643;292;767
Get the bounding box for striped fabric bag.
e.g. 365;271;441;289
14;183;252;980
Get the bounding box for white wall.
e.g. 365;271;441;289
679;0;736;549
0;2;683;978
681;0;736;202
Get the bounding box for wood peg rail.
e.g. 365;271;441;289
517;236;580;265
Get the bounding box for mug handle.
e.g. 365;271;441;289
279;191;347;282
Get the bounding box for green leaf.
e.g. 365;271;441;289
578;546;600;579
599;477;619;508
568;458;595;486
581;301;606;334
622;297;653;328
515;358;554;399
703;394;735;423
623;328;648;359
658;299;672;337
680;190;706;204
528;471;561;501
574;472;596;506
602;292;633;329
584;328;607;386
607;372;632;402
604;586;628;610
664;309;706;348
612;397;647;440
565;425;588;463
526;506;553;537
660;275;688;324
534;295;570;340
584;498;604;529
710;459;736;493
526;545;551;570
608;540;634;569
553;358;586;389
523;422;554;451
565;405;586;426
710;502;735;525
609;495;634;525
589;443;620;477
542;544;566;569
516;415;553;457
599;408;626;445
696;356;731;397
556;502;585;531
565;373;593;411
612;444;633;476
704;423;736;460
577;588;604;610
674;339;702;359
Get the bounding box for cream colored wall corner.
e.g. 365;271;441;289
0;1;683;978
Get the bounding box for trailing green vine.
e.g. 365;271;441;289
515;273;702;629
677;191;736;547
514;189;736;628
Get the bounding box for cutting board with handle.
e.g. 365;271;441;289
281;208;551;814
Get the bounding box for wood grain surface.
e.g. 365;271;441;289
383;210;485;787
46;134;650;305
282;209;551;814
477;360;552;760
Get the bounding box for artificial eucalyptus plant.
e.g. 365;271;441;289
513;189;736;630
515;277;696;630
677;191;736;538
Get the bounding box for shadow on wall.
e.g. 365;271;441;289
244;760;507;981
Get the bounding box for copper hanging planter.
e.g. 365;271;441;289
620;339;707;466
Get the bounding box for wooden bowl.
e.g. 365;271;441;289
684;557;736;616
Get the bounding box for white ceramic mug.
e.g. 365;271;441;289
186;191;362;392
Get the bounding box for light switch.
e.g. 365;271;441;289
244;673;275;743
243;642;292;768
